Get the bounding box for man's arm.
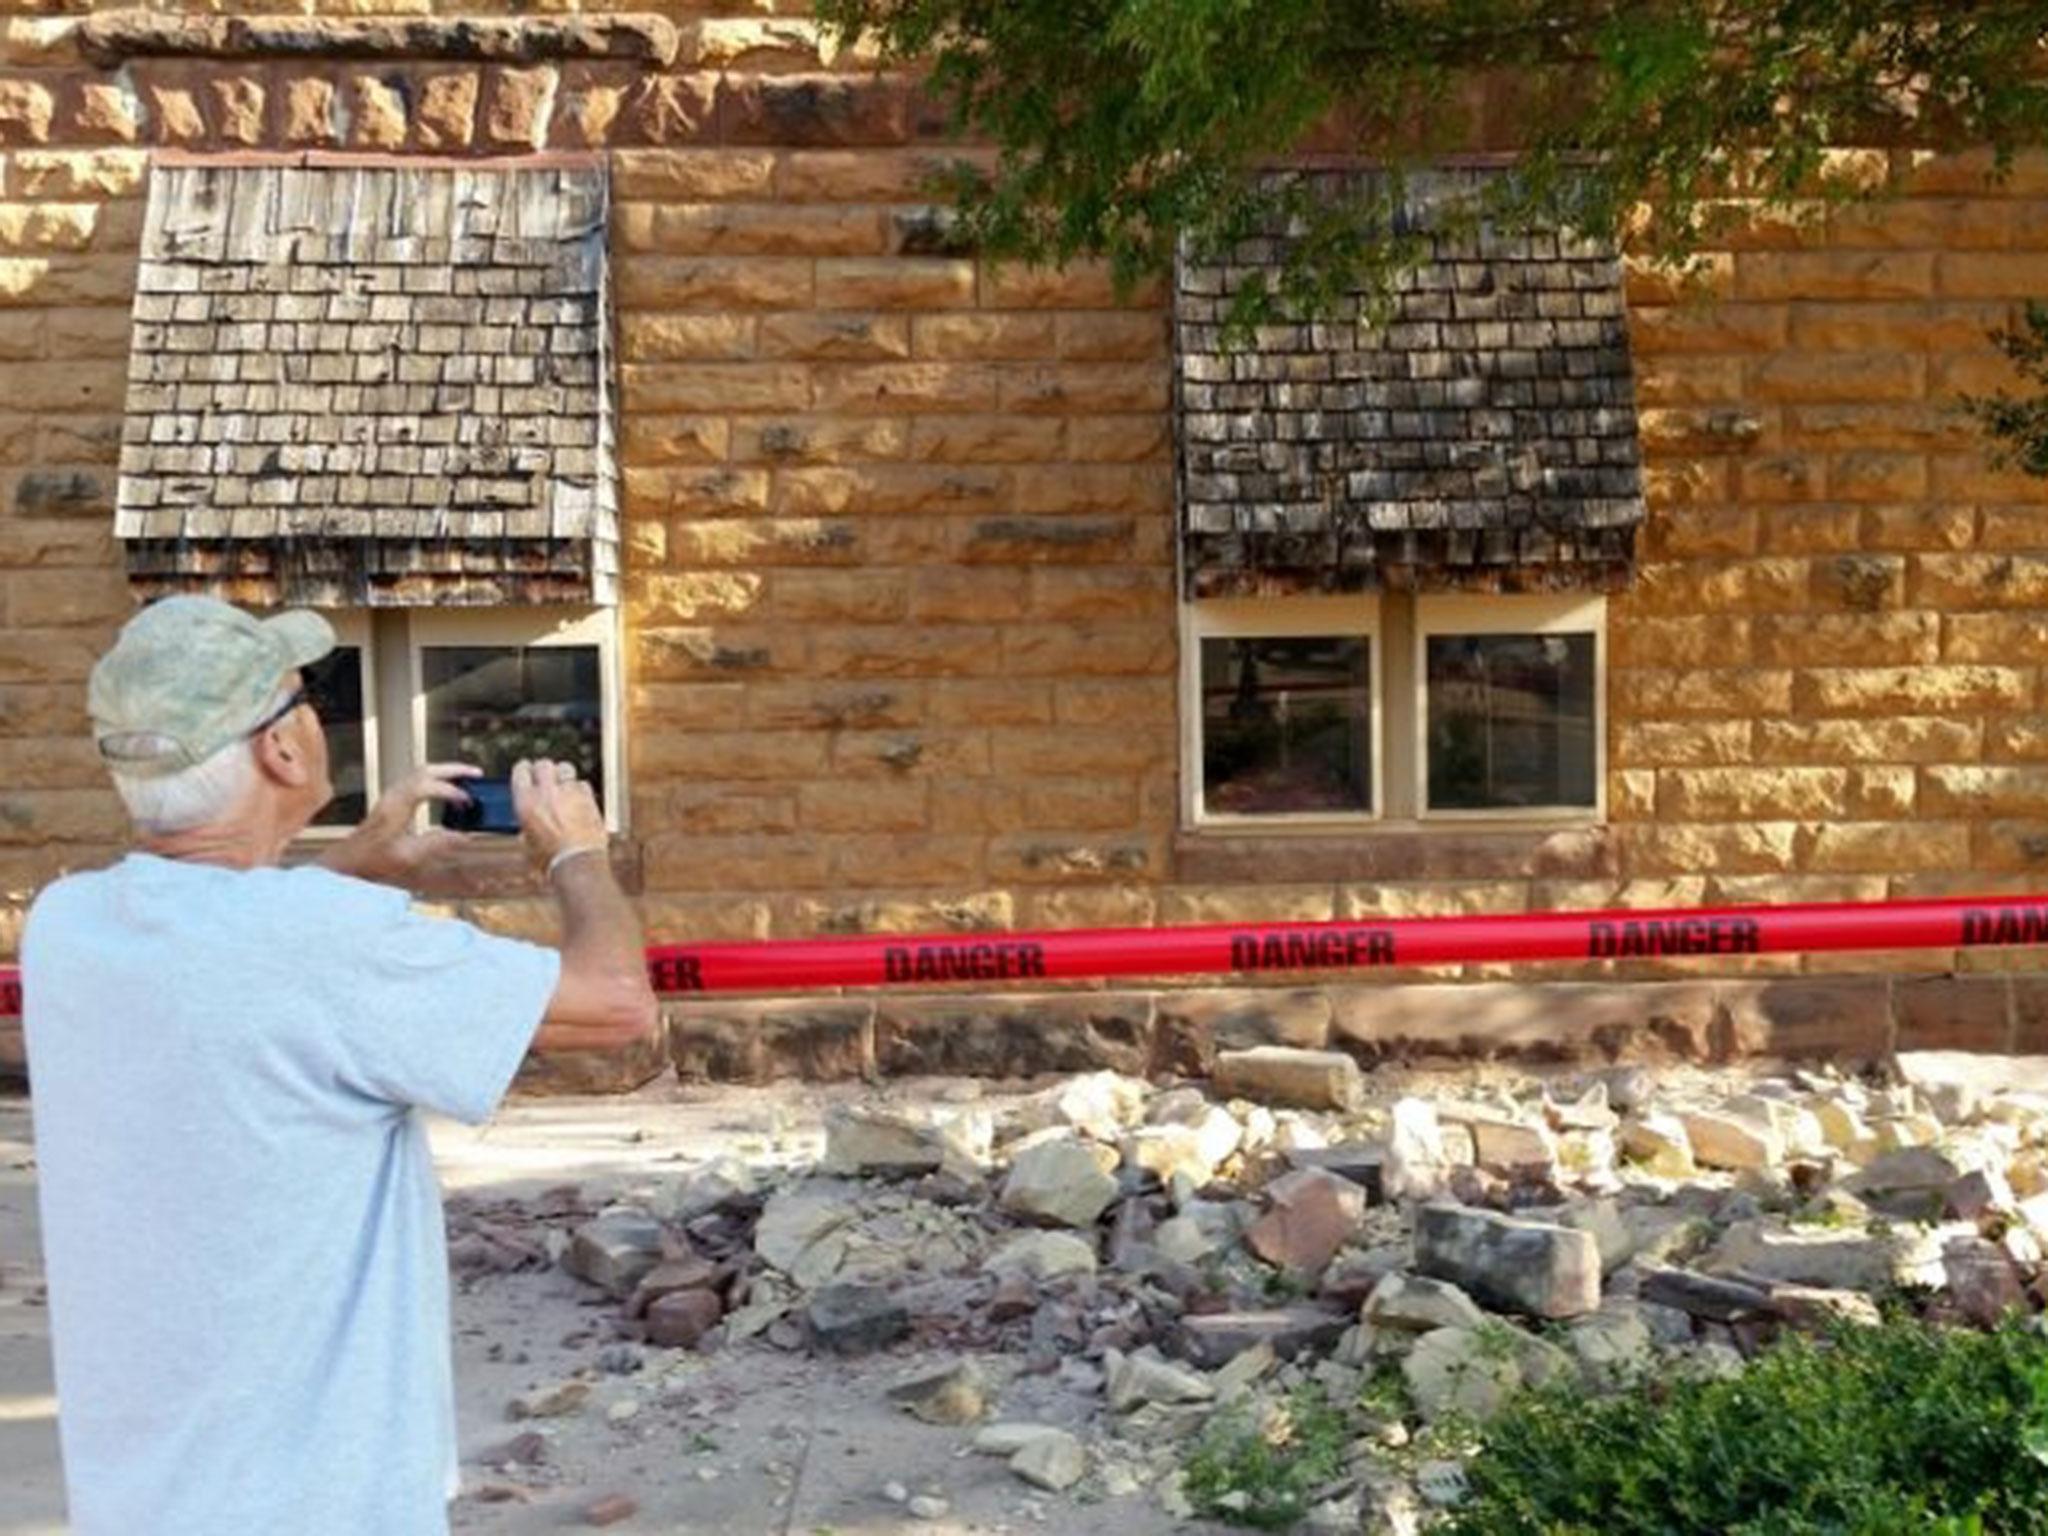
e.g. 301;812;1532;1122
316;762;479;889
511;757;662;1055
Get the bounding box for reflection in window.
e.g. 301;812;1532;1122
305;645;367;827
422;645;603;832
1200;636;1372;815
1426;632;1596;810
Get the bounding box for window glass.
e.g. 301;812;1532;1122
1426;631;1596;810
422;645;603;832
1200;635;1372;815
305;645;368;827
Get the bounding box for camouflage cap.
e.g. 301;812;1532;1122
88;596;334;779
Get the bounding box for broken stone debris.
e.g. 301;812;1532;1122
487;1049;2048;1525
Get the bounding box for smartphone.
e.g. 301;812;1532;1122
440;777;520;834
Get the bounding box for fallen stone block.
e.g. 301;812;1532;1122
1284;1143;1386;1202
754;1189;854;1288
1708;1218;1950;1292
820;1102;990;1180
1401;1326;1520;1423
1944;1167;2015;1222
564;1211;666;1299
986;1230;1098;1283
1104;1347;1214;1411
1010;1429;1087;1491
1677;1109;1780;1171
1362;1272;1487;1334
1848;1145;1971;1220
1176;1306;1351;1368
509;1379;590;1420
1000;1137;1120;1228
1412;1204;1600;1320
644;1288;722;1349
1383;1098;1449;1202
1619;1113;1696;1178
1768;1284;1882;1330
1121;1123;1217;1188
1943;1235;2027;1328
626;1253;720;1319
1467;1116;1558;1175
1566;1302;1653;1387
805;1282;911;1356
1245;1166;1366;1277
887;1359;986;1425
1212;1046;1363;1112
1638;1266;1775;1324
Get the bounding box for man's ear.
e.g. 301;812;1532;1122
250;723;311;788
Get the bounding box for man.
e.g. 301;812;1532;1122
23;595;661;1535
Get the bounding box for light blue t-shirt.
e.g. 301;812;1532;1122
22;853;560;1536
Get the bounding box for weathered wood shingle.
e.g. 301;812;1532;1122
1176;171;1646;597
117;160;617;607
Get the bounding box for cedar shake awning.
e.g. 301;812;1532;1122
1176;171;1646;598
117;159;617;608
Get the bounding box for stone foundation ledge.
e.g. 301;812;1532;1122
632;972;2045;1095
1;974;2030;1095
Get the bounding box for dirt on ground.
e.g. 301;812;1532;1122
0;1079;1234;1536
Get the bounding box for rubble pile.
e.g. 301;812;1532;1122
458;1047;2048;1529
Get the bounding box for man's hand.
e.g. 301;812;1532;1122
316;763;481;889
509;758;609;874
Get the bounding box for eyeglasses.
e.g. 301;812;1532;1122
245;686;311;739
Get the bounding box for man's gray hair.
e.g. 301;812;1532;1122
107;685;288;835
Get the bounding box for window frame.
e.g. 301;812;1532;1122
404;606;626;837
1411;591;1607;823
1180;595;1385;830
299;610;382;842
295;606;625;838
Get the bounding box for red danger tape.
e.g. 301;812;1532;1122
3;894;2043;1016
637;893;2048;995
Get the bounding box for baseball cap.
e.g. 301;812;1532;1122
88;596;335;778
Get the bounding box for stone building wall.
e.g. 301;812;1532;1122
2;3;2048;1071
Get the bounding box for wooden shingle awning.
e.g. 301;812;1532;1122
1176;170;1646;598
117;159;617;608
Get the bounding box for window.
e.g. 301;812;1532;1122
1183;598;1382;824
1181;593;1603;828
302;607;622;838
1415;595;1604;818
304;639;375;830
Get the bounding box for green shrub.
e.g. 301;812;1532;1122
1182;1385;1352;1530
1440;1319;2048;1535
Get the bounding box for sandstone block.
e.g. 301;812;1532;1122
415;70;479;148
1677;1108;1779;1170
612;148;775;200
667;1000;873;1083
625;73;716;143
872;999;1155;1081
1000;1137;1120;1228
281;77;339;145
1212;1047;1362;1111
565;1211;665;1298
645;1288;722;1348
1620;1113;1696;1177
717;73;910;147
208;75;265;146
339;74;405;148
1362;1272;1487;1333
1244;1167;1365;1277
0;81;55;145
1401;1326;1521;1423
1176;1306;1350;1368
1708;1218;1950;1291
1412;1204;1601;1319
